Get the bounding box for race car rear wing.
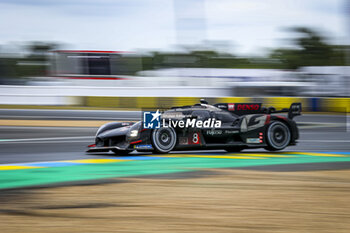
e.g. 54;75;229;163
279;103;302;119
265;103;302;119
288;102;302;119
214;102;302;119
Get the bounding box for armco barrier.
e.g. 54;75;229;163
83;96;350;112
1;94;348;112
1;86;349;112
322;98;350;113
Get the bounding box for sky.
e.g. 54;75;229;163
0;0;348;55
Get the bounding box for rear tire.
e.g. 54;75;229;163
265;121;291;151
151;127;177;153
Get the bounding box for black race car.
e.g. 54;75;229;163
87;100;301;154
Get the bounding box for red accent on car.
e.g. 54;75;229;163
88;144;96;148
130;140;142;145
265;115;271;124
236;104;260;111
140;128;148;132
277;116;287;120
228;103;235;111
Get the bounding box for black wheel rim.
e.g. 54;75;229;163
268;122;290;149
152;127;176;152
159;129;171;146
273;127;286;143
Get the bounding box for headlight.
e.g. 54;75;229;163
128;130;139;137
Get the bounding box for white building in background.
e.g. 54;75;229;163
32;50;350;97
138;68;309;96
298;66;350;97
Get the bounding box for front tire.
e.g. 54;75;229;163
151;127;177;153
265;121;291;151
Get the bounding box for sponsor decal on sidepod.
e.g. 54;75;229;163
144;110;221;129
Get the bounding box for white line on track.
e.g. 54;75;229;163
0;109;140;113
302;140;350;143
298;123;345;129
301;114;346;118
0;126;98;129
298;122;343;125
0;136;94;143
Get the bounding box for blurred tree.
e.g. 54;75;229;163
269;27;346;69
137;27;347;71
293;27;333;67
28;42;58;57
16;42;59;77
141;55;155;71
269;48;300;69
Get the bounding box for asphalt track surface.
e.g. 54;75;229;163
0;109;349;189
0;109;348;162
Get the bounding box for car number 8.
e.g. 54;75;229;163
192;133;199;144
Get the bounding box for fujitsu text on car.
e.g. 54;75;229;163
87;100;301;154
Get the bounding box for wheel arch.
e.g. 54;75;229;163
269;116;298;143
96;122;130;136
